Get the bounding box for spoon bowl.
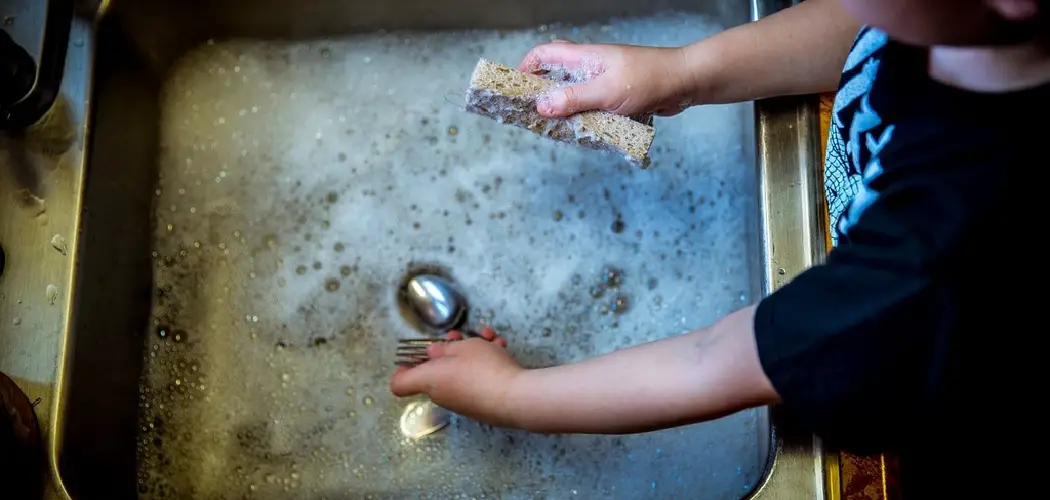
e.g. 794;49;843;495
402;274;467;331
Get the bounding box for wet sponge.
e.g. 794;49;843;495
465;58;655;168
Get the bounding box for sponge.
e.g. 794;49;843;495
465;58;655;168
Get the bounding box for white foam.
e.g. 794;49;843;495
139;11;762;500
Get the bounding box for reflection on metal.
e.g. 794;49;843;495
399;400;451;440
403;274;467;331
76;0;112;21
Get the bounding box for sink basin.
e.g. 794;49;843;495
0;0;830;498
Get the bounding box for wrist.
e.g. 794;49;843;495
679;39;723;105
498;368;538;431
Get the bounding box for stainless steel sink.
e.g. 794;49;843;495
0;0;830;498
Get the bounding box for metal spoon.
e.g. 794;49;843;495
402;274;468;331
399;399;450;439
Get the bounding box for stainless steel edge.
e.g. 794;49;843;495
747;2;831;498
51;17;96;500
0;2;94;499
747;93;829;500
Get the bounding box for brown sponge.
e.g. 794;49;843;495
465;58;655;168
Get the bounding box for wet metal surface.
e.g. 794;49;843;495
401;274;468;332
137;14;763;499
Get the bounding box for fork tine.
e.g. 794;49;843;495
396;345;431;357
396;351;429;359
398;337;445;343
396;358;428;364
395;337;445;367
395;354;429;364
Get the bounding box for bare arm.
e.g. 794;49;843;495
521;0;861;116
683;0;862;104
505;306;778;434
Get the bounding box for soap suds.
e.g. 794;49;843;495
537;53;605;84
137;11;763;500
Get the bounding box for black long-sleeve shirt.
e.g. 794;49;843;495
754;27;1040;497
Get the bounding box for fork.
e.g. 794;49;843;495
395;330;484;367
395;337;445;367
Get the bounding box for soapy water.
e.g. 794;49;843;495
137;11;765;500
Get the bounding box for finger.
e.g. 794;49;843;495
537;83;603;117
446;331;464;341
479;327;496;341
518;41;583;72
391;363;431;397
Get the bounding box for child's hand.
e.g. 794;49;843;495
519;40;695;118
390;328;523;427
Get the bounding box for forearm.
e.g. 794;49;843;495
683;0;861;104
506;306;779;434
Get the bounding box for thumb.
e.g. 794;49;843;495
537;83;604;118
391;363;433;397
